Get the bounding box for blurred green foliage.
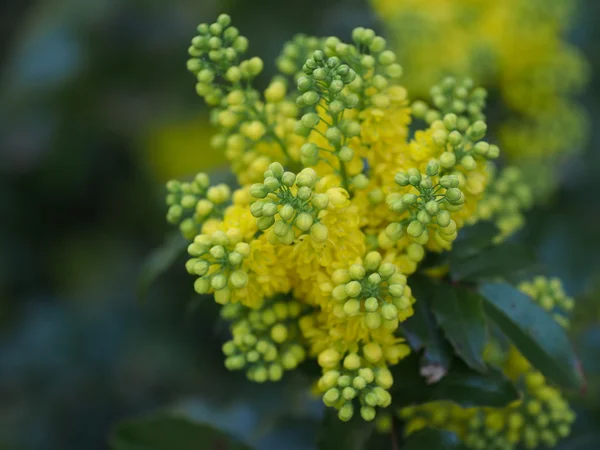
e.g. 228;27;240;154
1;0;600;449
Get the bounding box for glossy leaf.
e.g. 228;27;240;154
110;413;253;450
390;354;520;408
431;284;488;373
401;428;467;450
451;221;500;261
317;409;374;450
450;243;537;283
480;283;584;390
137;231;187;300
403;276;452;375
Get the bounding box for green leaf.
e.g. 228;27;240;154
451;221;500;260
390;354;520;408
110;413;253;450
401;428;467;450
403;276;452;375
480;283;584;390
430;284;488;373
317;408;374;450
450;243;537;283
137;231;187;300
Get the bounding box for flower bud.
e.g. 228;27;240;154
310;223;329;242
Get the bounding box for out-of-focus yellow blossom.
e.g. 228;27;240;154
167;14;503;423
372;0;589;166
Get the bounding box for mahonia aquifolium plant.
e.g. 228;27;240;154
162;15;582;447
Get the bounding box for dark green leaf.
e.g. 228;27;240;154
390;354;520;408
317;408;374;450
137;231;187;300
401;428;467;450
431;284;488;373
480;283;584;390
451;221;500;260
110;413;253;450
403;276;452;374
450;243;537;283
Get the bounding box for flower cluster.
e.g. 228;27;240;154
469;166;534;242
372;0;588;197
168;14;504;423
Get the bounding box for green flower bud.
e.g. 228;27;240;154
250;183;268;199
407;220;424;237
425;200;440;215
469;121;487;140
349;264;366;280
364;252;382;271
381;303;398;321
280;204;295;221
297;186;312;200
365;312;382;329
345;281;362;298
302;91;320;106
376;265;394;282
338;403;354;422
353;174;370;190
432;130;448;146
461;155;476;170
323;388;340;406
211;274;227;290
386;63;403;78
388;284;405;298
344;353;361;370
193;261;210;276
296;168;317;188
274;220;291;237
264;177;281;192
301;113;320;128
281;171;296;187
343;299;361;316
338;146;354;162
310;223;329;242
368;273;382;285
261;202;278;217
312;193;329;210
403;193;417;205
440;151;456;168
194;277;211;294
257;216;275;230
230;270;248;288
385;222;404;241
417;210;431;224
445;188;463;203
440;175;459;189
361;406;376;421
365;297;379;312
426;160;440;177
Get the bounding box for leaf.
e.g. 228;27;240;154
390;354;520;408
451;221;500;260
431;284;488;373
401;428;467;450
137;231;188;300
480;283;584;390
317;408;374;450
450;243;537;283
403;276;453;377
110;413;253;450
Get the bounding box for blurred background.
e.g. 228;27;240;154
1;0;599;449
